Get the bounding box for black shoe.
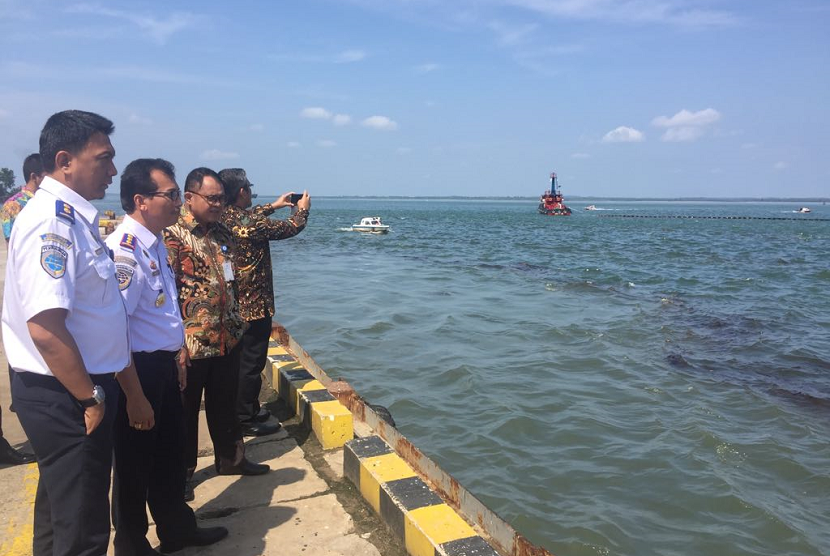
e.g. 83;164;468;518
158;526;228;553
217;458;270;476
254;407;271;422
183;479;195;502
240;421;281;437
0;438;35;465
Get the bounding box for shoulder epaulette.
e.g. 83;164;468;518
119;233;137;251
55;200;75;224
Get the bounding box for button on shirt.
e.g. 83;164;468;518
1;176;130;376
105;215;185;353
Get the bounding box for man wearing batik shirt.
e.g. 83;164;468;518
219;168;310;437
0;153;42;466
2;153;44;242
164;167;269;489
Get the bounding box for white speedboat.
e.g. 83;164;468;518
352;216;390;234
585;205;597;211
797;207;811;213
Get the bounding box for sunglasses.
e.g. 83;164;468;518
146;188;182;201
189;191;226;205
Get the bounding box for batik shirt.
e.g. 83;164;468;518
2;188;35;241
164;209;247;359
220;205;309;322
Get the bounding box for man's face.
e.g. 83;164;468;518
142;169;182;230
67;132;117;200
185;175;225;225
239;183;253;209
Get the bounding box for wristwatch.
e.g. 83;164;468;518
78;385;106;408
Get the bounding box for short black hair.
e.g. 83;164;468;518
218;168;249;205
22;153;43;182
120;158;176;212
184;167;222;193
39;110;115;173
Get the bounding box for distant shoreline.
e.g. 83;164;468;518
308;196;830;202
93;193;829;203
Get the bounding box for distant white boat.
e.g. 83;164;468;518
797;207;811;213
351;216;390;234
585;205;597;211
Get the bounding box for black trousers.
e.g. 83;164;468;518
12;370;118;556
182;344;244;471
237;317;272;423
112;351;197;556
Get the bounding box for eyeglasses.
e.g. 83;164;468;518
146;188;182;201
188;191;226;205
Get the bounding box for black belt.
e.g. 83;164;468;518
15;370;116;391
135;350;178;360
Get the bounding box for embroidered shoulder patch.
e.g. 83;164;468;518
119;233;137;251
40;233;73;249
115;264;134;290
41;244;68;279
55;200;75;224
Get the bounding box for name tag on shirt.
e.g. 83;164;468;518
223;261;235;281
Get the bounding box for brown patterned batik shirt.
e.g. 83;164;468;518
164;209;247;359
221;204;309;322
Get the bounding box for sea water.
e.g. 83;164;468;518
98;197;830;556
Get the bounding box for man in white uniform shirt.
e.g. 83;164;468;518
1;110;129;556
106;159;228;555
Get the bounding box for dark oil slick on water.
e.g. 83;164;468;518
96;197;830;556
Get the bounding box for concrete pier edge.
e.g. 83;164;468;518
265;325;553;556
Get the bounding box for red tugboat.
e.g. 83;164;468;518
538;172;572;216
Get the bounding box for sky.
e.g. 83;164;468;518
1;0;828;198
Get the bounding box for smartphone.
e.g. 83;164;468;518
289;193;303;205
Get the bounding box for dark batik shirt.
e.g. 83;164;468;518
220;204;309;322
164;209;247;359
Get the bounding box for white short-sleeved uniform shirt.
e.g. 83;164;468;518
105;215;185;352
1;176;130;376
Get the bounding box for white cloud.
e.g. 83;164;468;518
602;126;644;143
65;4;200;45
652;108;721;128
488;20;538;46
773;161;788;170
287;141;301;148
128;113;152;125
300;107;332;119
332;114;352;126
249;123;265;132
661;127;704;142
317;140;337;148
335;49;366;63
504;0;737;27
362;115;399;131
200;149;239;161
571;152;590;159
414;63;439;74
652;108;720;142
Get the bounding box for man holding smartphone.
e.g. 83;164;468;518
218;169;309;436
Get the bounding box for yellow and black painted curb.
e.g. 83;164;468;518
344;436;500;556
265;340;354;450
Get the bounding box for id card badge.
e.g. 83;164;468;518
222;261;235;281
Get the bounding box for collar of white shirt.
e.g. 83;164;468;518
38;176;100;229
122;214;161;250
